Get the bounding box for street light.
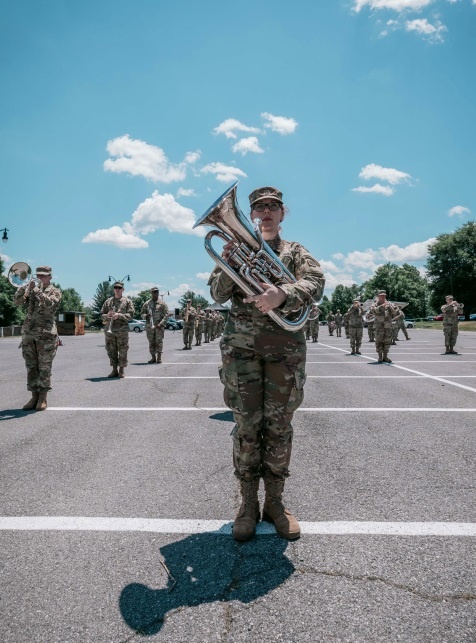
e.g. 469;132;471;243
108;275;131;283
1;228;8;243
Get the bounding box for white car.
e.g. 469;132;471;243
128;319;146;332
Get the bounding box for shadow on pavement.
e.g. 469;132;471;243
119;533;294;635
209;411;234;422
0;408;34;420
85;377;120;383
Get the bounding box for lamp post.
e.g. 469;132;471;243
1;228;8;243
108;275;131;284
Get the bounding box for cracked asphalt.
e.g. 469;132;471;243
1;328;475;642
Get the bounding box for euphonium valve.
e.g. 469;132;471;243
193;182;313;332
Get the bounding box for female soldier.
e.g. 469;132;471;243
208;186;325;541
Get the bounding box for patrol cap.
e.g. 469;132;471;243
36;266;52;276
186;299;191;303
249;186;283;207
377;290;386;295
353;299;360;303
113;281;124;288
151;287;159;292
445;295;453;299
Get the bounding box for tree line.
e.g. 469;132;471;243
1;222;474;326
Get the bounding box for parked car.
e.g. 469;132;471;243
165;317;182;330
470;314;476;321
458;316;465;321
128;319;146;332
404;319;415;329
433;314;444;321
426;315;436;321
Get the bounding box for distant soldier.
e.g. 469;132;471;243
335;310;343;337
343;311;350;338
327;312;336;336
366;311;375;342
304;318;311;341
181;299;197;350
204;309;211;343
395;308;410;341
310;304;321;342
141;287;168;363
369;290;399;363
194;304;205;346
13;265;62;411
101;281;135;378
210;311;218;341
347;299;364;355
442;295;464;354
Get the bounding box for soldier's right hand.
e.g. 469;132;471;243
221;241;234;261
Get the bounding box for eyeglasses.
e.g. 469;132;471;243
253;202;282;212
114;286;123;290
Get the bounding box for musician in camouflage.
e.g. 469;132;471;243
181;300;196;349
204;309;211;343
327;311;335;336
209;185;325;542
101;282;135;377
366;312;375;342
442;295;464;354
369;290;399;363
347;299;364;355
194;304;205;346
310;304;321;342
343;311;350;338
335;310;343;337
141;287;168;363
395;308;410;341
13;265;62;411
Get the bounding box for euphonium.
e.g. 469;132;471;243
7;262;43;290
193;182;315;332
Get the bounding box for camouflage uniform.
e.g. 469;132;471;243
181;303;197;349
327;313;335;335
395;309;409;341
209;234;325;482
141;295;168;362
204;311;211;343
442;298;464;354
14;277;62;395
343;312;350;338
309;306;321;342
347;302;364;355
101;294;134;368
366;313;375;342
304;319;311;340
194;307;205;346
335;311;343;337
369;295;399;363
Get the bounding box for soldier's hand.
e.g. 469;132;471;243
244;282;286;313
221;241;234;262
112;312;120;320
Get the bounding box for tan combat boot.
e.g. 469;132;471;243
377;352;383;363
36;392;48;411
148;355;156;364
233;478;260;542
23;393;39;411
382;351;392;363
156;352;162;364
108;367;119;378
118;367;125;378
449;346;458;354
262;476;300;540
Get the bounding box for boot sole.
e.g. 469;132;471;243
262;511;301;540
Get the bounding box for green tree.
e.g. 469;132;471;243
317;294;332;318
426;222;476;317
0;258;25;326
53;284;84;313
91;281;114;324
178;290;210;310
360;263;429;318
330;284;363;313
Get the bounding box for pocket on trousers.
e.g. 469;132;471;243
219;366;242;411
287;369;306;413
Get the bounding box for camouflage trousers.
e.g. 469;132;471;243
443;324;458;346
21;333;58;392
397;324;409;340
367;324;375;341
105;331;129;367
204;325;210;342
310;320;319;340
194;326;202;345
375;327;393;353
183;323;194;346
146;327;164;356
335;324;342;337
349;327;363;352
220;343;306;481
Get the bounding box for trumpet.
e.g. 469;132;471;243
8;262;43;290
193;182;316;331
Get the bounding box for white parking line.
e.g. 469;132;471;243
48;407;476;412
1;516;475;536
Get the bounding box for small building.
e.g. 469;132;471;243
57;311;85;336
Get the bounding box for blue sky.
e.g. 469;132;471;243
1;0;475;310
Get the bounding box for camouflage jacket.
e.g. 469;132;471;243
347;304;364;328
441;302;463;326
208;236;325;351
141;298;168;330
335;313;343;325
14;283;62;338
180;306;197;327
369;301;399;329
101;296;134;332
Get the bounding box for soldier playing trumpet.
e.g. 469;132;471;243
442;295;464;355
347;299;364;355
141;287;168;363
369;290;400;363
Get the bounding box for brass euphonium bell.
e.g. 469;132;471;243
193;182;315;332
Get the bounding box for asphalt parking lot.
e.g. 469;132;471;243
1;327;475;642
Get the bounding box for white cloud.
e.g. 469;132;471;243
82;226;148;249
379;238;436;261
232;137;264;155
332;252;345;260
324;272;358;290
261;112;298;135
448;205;471;217
196;271;211;280
352;184;395;196
343;250;381;271
1;253;12;264
103;135;198;183
177;188;197;198
358;163;412;185
405;18;447;42
200;162;247;183
353;0;433;11
213;119;261;140
318;259;340;272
